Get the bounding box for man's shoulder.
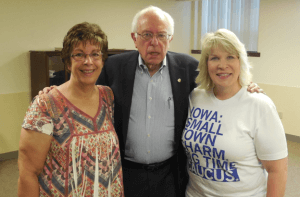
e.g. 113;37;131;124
103;50;138;69
106;50;138;62
167;51;199;71
167;51;199;68
167;51;198;62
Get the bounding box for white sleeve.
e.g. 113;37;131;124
253;96;288;160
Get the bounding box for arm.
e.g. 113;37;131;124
18;128;52;197
260;157;288;197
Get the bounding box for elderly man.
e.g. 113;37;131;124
97;6;198;197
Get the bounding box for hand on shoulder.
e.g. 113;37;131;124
38;86;57;96
247;82;265;94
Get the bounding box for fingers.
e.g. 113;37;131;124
259;89;266;94
247;83;265;94
249;82;258;89
247;83;256;92
37;85;57;97
44;87;51;94
250;86;264;94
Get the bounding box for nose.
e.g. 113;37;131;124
150;35;159;46
218;59;228;69
84;54;93;64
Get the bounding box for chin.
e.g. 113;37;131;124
149;60;162;66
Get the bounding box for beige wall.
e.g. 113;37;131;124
0;92;30;154
1;0;299;154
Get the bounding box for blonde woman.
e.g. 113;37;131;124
182;29;288;197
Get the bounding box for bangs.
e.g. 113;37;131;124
206;37;239;57
72;35;103;50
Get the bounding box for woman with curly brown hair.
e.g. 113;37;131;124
18;22;124;197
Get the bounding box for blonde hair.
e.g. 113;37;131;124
196;29;252;90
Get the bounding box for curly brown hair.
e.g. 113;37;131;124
61;22;108;73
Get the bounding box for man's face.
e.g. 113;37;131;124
131;12;173;67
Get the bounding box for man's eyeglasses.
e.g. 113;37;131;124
136;32;172;41
71;52;103;62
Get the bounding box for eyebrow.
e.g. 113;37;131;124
72;49;101;53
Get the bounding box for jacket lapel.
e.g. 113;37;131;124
121;51;139;144
167;52;187;147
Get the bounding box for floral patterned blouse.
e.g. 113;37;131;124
22;86;124;197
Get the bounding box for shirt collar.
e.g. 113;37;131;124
138;54;167;73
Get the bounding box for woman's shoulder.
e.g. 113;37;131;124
243;88;276;109
190;87;210;98
31;89;54;104
31;88;61;110
97;85;113;94
189;88;212;105
97;85;114;103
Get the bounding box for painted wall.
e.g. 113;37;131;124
0;0;193;154
190;0;300;138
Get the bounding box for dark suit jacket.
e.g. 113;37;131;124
97;50;199;196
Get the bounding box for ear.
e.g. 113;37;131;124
131;33;137;41
67;64;71;72
131;33;138;48
169;35;173;42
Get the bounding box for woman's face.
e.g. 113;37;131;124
68;41;103;86
207;47;241;91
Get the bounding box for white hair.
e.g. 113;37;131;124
131;5;174;35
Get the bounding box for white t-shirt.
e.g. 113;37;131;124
182;87;288;197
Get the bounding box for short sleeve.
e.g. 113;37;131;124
22;95;54;136
254;96;288;160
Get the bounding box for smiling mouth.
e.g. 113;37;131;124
81;70;94;74
217;73;231;77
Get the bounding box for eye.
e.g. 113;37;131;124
75;53;84;57
92;53;100;57
210;56;218;61
143;33;152;38
227;55;236;60
158;34;167;39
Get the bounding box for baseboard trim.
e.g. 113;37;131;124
0;151;18;161
286;134;300;143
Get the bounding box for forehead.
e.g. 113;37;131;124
138;12;169;33
72;41;101;51
209;45;237;56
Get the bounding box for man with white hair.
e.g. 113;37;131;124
97;5;198;197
